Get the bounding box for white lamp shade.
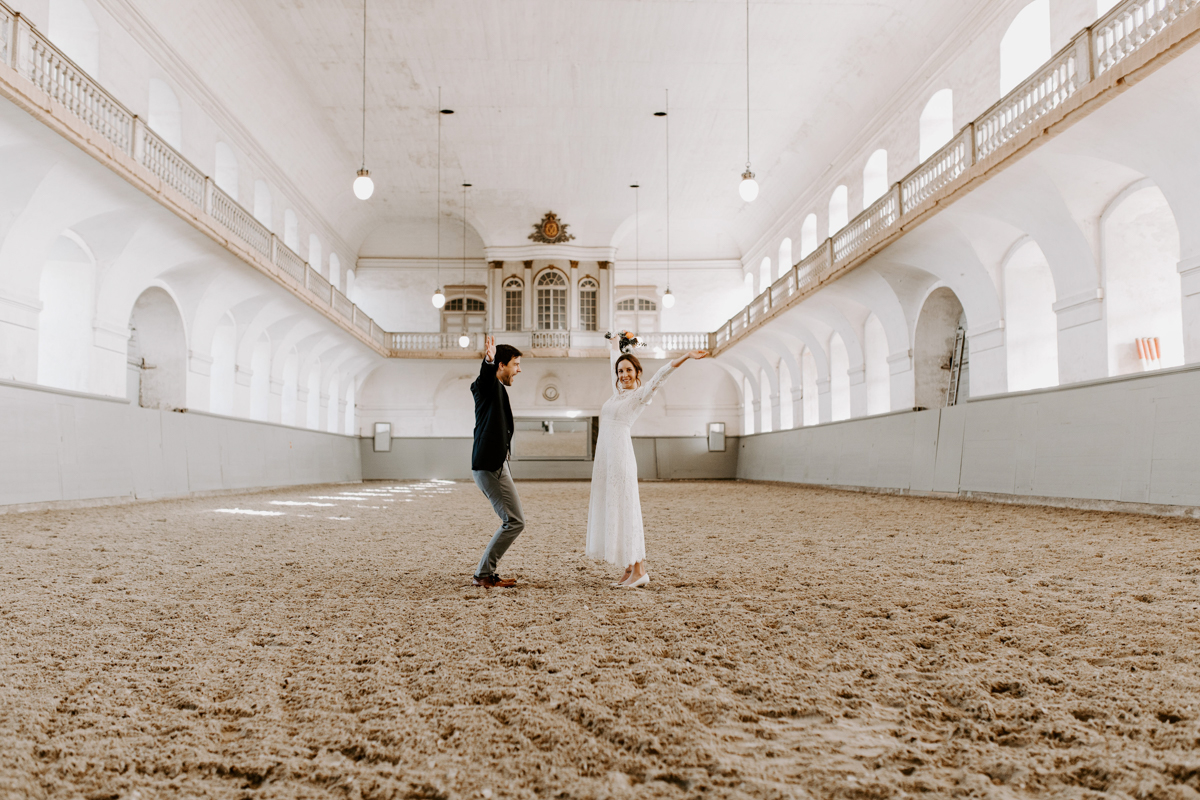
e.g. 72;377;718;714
431;288;446;308
458;333;471;348
353;173;375;200
662;290;676;309
738;176;759;202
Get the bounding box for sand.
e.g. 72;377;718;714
1;480;1199;800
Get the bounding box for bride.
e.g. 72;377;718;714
586;332;708;588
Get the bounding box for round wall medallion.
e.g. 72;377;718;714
542;385;560;401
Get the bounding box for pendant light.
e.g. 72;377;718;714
458;183;472;349
657;94;676;309
738;0;759;203
432;93;451;309
352;0;374;200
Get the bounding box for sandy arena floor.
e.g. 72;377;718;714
1;480;1199;800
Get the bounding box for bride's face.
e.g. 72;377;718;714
617;361;639;390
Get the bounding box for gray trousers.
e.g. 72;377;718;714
472;462;525;577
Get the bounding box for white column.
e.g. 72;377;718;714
792;392;805;428
1179;256;1200;364
90;321;130;398
186;351;213;411
268;378;284;423
847;365;867;418
233;368;253;418
966;321;1007;398
0;291;41;383
817;377;832;423
1053;289;1107;383
490;261;504;332
887;350;915;411
769;391;782;432
569;260;580;331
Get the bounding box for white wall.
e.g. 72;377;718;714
0;379;361;510
738;364;1200;509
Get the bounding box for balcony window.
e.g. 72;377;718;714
579;278;598;331
536;270;567;330
504;277;523;331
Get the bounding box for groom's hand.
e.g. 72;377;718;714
485;334;496;362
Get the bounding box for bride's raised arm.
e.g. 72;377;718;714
608;332;622;396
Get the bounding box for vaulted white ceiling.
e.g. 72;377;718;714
122;0;990;261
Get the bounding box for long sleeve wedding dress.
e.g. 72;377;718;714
585;340;677;567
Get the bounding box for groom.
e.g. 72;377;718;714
470;334;524;588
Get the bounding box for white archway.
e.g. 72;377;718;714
914;286;966;409
127;287;187;410
919;89;954;161
1004;239;1058;391
828;186;848;236
800;214;818;258
1000;1;1051;96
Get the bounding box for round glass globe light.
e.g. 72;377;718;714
353;173;374;200
431;289;446;309
738;176;759;203
458;333;471;348
662;290;676;309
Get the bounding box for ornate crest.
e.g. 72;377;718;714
528;212;575;244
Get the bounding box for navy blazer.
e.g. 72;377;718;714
470;358;513;471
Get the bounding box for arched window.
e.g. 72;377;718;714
615;297;657;312
759;257;771;293
329;253;341;291
254;180;272;227
308;234;322;274
579;277;598;331
214;142;238;199
863;149;888;206
283;209;299;251
1000;0;1051;96
800;214;818;258
778;238;792;278
828;186;848;236
148;78;182;150
536;270;567;330
919;89;954;161
49;0;99;76
504;277;523;331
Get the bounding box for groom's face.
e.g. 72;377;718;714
497;356;521;386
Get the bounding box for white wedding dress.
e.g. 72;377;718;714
585;340;677;567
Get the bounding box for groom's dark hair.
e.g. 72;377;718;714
495;344;522;367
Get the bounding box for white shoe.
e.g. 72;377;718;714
623;573;649;589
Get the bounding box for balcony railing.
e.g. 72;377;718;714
0;4;386;353
711;0;1194;354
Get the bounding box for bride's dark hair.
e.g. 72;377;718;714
615;353;643;389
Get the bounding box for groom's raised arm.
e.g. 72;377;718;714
477;334;497;383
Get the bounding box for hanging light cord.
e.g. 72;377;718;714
361;0;367;170
745;0;751;169
665;89;670;292
436;87;442;291
462;184;468;296
635;184;640;316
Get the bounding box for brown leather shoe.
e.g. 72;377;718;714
471;574;517;588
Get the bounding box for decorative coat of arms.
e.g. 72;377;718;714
528;212;575;244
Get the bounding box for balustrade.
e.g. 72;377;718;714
833;184;901;262
210;187;273;258
901;126;974;210
531;331;572;349
305;266;332;305
1094;0;1198;75
332;289;353;320
1;7;11;66
638;332;710;352
141;127;205;207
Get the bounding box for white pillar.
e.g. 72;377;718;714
1053;289;1107;383
90;321;130;398
0;291;41;383
817;377;832;423
769;391;782;431
887;350;915;411
268;378;284;423
967;321;1007;398
847;365;867;418
186;351;213;411
569;260;580;331
233;368;253;418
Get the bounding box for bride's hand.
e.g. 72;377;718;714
687;349;709;360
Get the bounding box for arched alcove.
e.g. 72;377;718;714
208;315;236;416
254;181;272;227
305;368;321;430
863;149;888;206
914;287;966;409
280;348;299;426
214;143;238;199
829;333;851;421
759;257;771;293
778;239;792;278
49;0;99;76
1103;185;1183;375
309;234;323;275
1005;240;1059;391
828;186;849;236
919;89;954;161
801;348;819;425
37;232;95;392
329;253;342;291
249;334;270;421
800;214;818;258
759;369;772;433
326;373;340;433
1000;0;1051;95
864;313;890;414
127;287;186;410
148;79;182;150
779;361;794;429
283;209;299;251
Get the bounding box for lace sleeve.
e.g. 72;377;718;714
609;336;621;397
633;362;677;406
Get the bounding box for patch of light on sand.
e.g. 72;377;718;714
270;501;335;507
213;509;285;516
354;506;381;509
328;517;352;521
